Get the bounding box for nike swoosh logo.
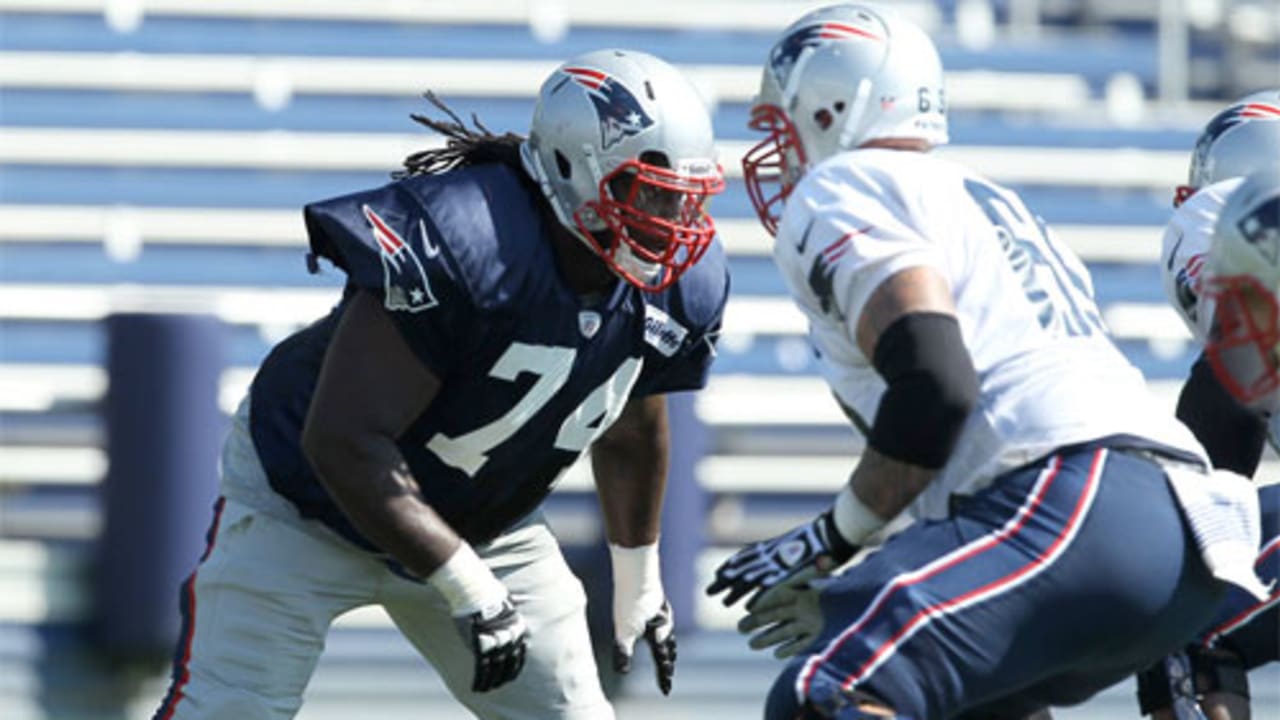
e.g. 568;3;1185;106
796;218;816;254
1165;229;1183;271
419;220;440;259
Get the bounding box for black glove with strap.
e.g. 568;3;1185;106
458;596;529;692
706;510;858;609
427;542;530;693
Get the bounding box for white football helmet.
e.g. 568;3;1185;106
1175;89;1280;207
742;3;948;235
1204;169;1280;405
521;49;725;291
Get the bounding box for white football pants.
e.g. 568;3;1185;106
153;398;613;720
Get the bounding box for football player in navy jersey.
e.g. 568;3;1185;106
152;49;728;720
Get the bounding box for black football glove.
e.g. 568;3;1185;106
706;510;857;609
612;599;677;695
457;596;528;692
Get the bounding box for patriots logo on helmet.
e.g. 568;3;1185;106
562;66;654;150
768;21;882;85
362;204;439;313
1193;102;1280;169
1239;196;1280;265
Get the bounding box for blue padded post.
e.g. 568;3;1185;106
661;390;709;633
94;313;227;663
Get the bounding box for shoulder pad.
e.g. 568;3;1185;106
304;179;460;313
663;237;730;332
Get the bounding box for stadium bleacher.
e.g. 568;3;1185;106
2;1;1278;718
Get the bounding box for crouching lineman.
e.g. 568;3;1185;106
151;49;728;720
707;5;1268;719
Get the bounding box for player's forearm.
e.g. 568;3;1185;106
591;396;670;546
849;446;935;521
592;439;667;547
303;428;459;577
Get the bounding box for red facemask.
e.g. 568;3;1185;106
1173;184;1196;208
577;159;725;292
742;104;807;238
1205;273;1280;405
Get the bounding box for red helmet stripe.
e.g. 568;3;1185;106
1240;103;1280;118
819;22;882;41
564;67;606;89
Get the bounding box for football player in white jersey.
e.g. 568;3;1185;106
705;5;1267;719
1160;90;1280;466
1140;87;1280;720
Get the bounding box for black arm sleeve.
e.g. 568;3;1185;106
1176;351;1267;476
867;312;980;469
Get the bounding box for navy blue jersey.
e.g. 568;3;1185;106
249;163;729;549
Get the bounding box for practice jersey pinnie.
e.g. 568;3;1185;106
248;163;728;550
774;148;1202;519
1159;177;1244;343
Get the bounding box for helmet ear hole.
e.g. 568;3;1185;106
639;150;671;168
813;108;834;130
834;101;846;113
554;150;572;180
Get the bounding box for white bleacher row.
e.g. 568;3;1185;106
0;283;1196;354
0;126;1193;191
0;50;1099;115
0;204;1166;263
0;544;769;633
0;541;756;632
6;0;1273;46
0;363;1198;492
0;0;940;33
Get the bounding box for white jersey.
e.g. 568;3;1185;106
1159;177;1244;344
774;148;1203;519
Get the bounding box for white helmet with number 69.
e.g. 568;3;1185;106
742;4;948;235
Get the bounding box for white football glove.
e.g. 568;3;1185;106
610;542;677;694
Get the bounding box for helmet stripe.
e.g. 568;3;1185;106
1240;103;1280;118
563;66;606;90
818;22;882;41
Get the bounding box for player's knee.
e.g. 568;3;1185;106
156;673;299;720
765;658;809;720
765;660;904;720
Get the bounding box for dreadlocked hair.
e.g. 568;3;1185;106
396;92;526;179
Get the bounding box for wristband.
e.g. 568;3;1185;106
832;485;886;546
426;542;508;617
610;542;664;600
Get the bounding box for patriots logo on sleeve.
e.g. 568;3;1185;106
1173;262;1202;325
768;21;881;87
805;227;869;318
361;204;439;313
562;66;654;150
